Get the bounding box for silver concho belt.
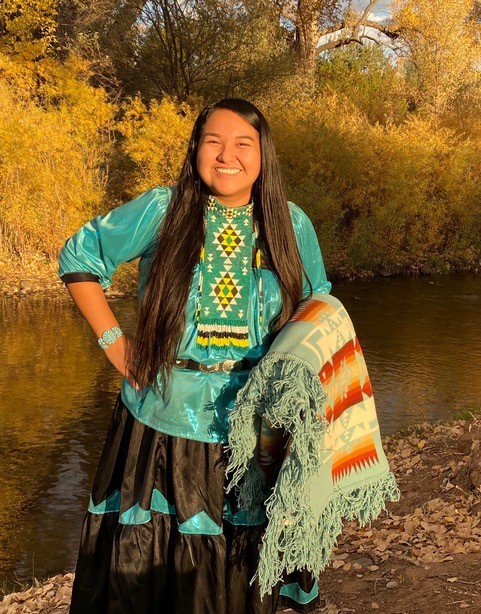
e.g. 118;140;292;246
173;358;253;373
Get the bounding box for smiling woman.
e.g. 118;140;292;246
196;108;262;207
57;98;331;614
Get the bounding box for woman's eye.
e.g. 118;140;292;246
238;142;251;147
207;139;221;145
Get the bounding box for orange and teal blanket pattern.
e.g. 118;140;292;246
227;293;400;597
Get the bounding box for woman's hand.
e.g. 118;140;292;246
64;281;142;389
104;334;140;389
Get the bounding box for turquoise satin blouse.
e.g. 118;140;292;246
58;186;331;443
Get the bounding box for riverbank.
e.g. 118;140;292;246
1;256;480;299
2;416;481;613
0;258;136;299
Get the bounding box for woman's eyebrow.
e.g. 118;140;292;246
203;132;255;141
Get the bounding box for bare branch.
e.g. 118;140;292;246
364;20;401;40
317;16;400;52
318;21;347;37
359;0;379;24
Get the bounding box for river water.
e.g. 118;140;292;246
0;273;480;591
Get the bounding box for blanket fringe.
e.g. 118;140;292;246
226;353;327;507
225;375;262;502
256;470;399;596
227;352;400;598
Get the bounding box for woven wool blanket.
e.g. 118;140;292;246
226;293;400;597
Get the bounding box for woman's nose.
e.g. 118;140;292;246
216;144;236;163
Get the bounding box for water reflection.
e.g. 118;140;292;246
0;298;136;591
334;274;481;427
0;274;480;590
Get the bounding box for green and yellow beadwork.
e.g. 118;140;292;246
195;196;257;349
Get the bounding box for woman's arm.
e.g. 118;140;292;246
59;187;172;386
66;281;138;387
58;187;171;289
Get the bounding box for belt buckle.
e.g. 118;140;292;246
221;360;237;373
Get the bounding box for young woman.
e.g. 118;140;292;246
59;98;331;614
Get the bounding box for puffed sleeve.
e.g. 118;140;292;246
289;202;331;296
58;186;172;289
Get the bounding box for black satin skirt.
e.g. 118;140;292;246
69;395;319;614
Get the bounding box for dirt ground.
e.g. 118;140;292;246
2;418;481;614
310;417;481;613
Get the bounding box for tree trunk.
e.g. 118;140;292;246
295;0;322;74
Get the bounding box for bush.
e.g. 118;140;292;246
0;54;115;260
117;97;198;196
265;92;481;275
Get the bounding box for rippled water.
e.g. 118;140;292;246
0;273;480;590
334;274;481;427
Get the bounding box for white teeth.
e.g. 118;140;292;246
215;168;241;175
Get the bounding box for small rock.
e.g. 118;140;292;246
351;556;374;567
371;603;380;609
386;580;399;589
331;552;350;561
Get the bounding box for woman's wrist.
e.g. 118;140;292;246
98;326;123;350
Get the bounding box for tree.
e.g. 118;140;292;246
274;0;400;74
392;0;481;114
62;0;289;100
0;0;58;59
58;0;404;100
317;44;408;124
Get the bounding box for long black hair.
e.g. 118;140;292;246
134;98;305;388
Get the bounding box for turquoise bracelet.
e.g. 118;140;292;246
98;326;123;350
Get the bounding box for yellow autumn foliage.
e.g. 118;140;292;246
267;91;481;275
392;0;481;114
1;0;481;278
0;54;115;260
0;0;58;59
118;97;199;196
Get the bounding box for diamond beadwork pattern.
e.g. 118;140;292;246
196;196;254;348
216;224;245;258
210;272;242;315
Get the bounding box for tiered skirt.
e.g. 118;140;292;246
69;395;319;614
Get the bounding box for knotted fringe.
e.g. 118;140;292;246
226;353;327;507
226;352;400;598
257;469;399;597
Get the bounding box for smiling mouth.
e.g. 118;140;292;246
215;168;241;175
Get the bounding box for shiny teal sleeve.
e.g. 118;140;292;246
289;202;331;296
58;186;172;289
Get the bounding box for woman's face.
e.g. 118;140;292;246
196;108;261;207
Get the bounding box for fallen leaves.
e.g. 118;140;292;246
0;574;72;613
330;417;481;569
